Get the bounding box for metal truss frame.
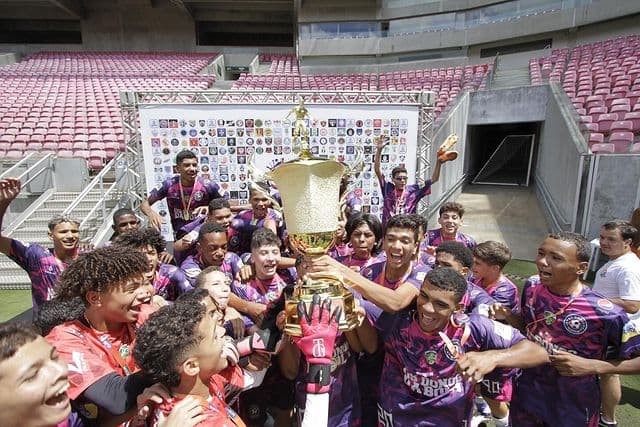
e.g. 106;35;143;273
120;89;435;199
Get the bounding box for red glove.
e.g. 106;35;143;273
292;294;342;394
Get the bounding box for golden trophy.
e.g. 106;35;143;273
266;101;360;337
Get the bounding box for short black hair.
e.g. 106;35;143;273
133;301;207;388
345;213;383;255
408;213;428;233
113;207;136;223
113;227;166;255
208;198;231;212
438;202;465;218
251;228;281;251
436;241;474;269
424;267;468;303
176;149;197;165
34;297;85;336
473;241;512;269
391;166;407;178
547;232;591;263
385;214;419;242
602;220;638;243
175;288;213;306
54;246;148;302
0;322;40;362
198;222;227;243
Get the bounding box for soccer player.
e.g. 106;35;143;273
425;202;476;252
334;212;383;270
0;177;82;312
45;246;163;425
195;267;247;339
362;267;548;426
228;184;282;255
111;207;140;239
471;240;520;426
591;220;640;426
173;198;234;262
141;149;226;235
113;228;191;301
180;223;244;286
0;322;72;427
375;135;452;225
491;232;629;427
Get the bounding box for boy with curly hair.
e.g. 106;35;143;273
45;246;165;426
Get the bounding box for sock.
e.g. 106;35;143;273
493;413;509;427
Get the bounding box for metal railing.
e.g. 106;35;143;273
0;152;36;180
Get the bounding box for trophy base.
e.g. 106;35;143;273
284;275;360;337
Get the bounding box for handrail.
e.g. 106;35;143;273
0;152;36;179
62;156;119;216
17;154;55;186
489;52;500;89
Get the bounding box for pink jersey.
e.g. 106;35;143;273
471;274;520;315
379;178;432;225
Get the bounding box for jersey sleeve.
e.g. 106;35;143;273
469;314;525;351
7;239;44;272
149;179;171;202
415;179;432;199
620;317;640;359
45;325;115;400
168;266;193;295
205;179;227;199
603;309;628;360
492;282;520;314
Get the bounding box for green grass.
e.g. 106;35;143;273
503;259;640;426
0;290;32;322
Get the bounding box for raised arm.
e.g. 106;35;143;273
140;196;165;231
0;178;21;255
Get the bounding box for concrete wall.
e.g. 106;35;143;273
424;93;471;223
468;86;548;125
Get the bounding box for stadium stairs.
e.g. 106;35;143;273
491;65;531;89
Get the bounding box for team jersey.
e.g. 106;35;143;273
153;263;192;301
174;216;207;263
149;175;225;233
511;276;628;427
180;252;244;286
295;334;361;427
8;239;80;312
471;274;519;315
378;178;432;225
150;365;247;427
459;281;495;317
335;252;382;270
416;239;436;267
231;272;292;305
329;243;352;259
373;310;524;426
342;191;363;219
426;229;477;249
227;208;282;254
621;315;640;359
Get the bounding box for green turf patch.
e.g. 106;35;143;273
0;290;31;322
503;259;538;287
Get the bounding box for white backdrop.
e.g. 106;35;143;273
139;103;421;239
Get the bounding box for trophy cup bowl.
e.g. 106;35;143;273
268;158;360;337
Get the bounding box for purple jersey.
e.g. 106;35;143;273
461;281;496;316
180;252;244;286
511;276;628;427
374;310;524;426
621;316;640;359
345;191;363;217
335;252;381;270
153;263;191;301
426;228;477;249
472;275;520;315
416;239;436;267
295;334;361;426
8;239;79;312
227;208;282;254
149;175;225;232
231;272;292;305
378;177;432;225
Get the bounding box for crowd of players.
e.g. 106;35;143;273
0;145;639;427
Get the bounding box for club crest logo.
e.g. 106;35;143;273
193;190;203;201
443;339;463;361
424;350;437;365
562;313;588;336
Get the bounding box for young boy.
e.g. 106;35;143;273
492;232;629;427
361;267;548;426
141;150;226;236
45;246;159;425
111;208;140;239
181;223;244;286
114;228;191;301
471;240;520;426
425;202;476;251
0;322;72;427
0;178;83;313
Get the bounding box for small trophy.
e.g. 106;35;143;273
266;101;360;337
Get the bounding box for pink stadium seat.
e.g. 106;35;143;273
590;143;615;154
588;133;604;145
597;114;618;134
6;150;23;159
57;150;74;158
630;143;640;153
610;120;633;133
623;112;640;133
608;131;634;152
610;104;631;120
585;123;599;132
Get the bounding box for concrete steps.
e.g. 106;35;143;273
492;66;531;89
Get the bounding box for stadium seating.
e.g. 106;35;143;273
530;34;640;153
0;52;218;168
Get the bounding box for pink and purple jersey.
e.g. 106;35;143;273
460;281;495;316
8;239;79;312
378;177;432;225
621;316;640;359
426;228;477;249
227;208;282;255
511;276;628;427
152;263;191;301
345;191;363;217
231;272;292;305
149;175;225;233
472;275;520;315
335;252;383;270
374;310;524;426
295;334;361;427
180;252;244;286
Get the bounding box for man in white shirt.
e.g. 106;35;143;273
593;219;640;427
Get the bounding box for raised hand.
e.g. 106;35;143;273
436;134;458;162
376;135;391;151
0;178;21;205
